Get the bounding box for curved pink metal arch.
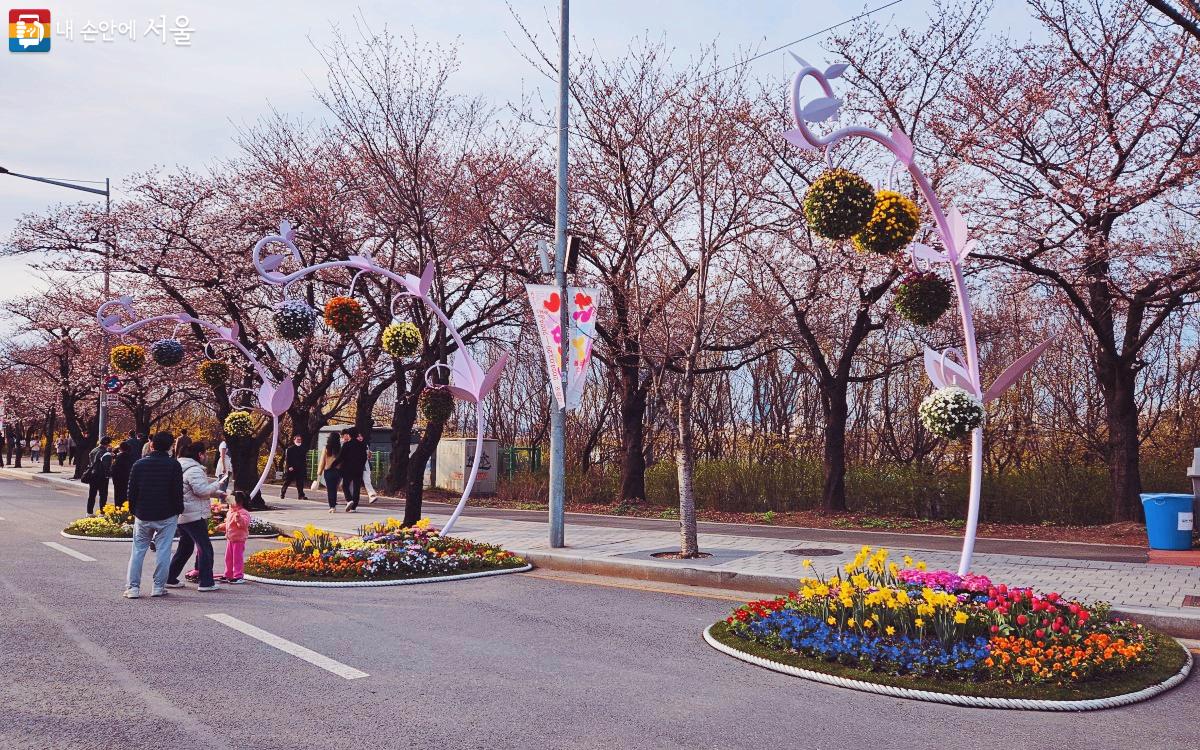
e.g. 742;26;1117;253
96;298;294;498
784;57;1051;574
252;220;507;535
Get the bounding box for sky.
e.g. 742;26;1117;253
0;0;1040;302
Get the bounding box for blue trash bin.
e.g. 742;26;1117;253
1140;493;1195;550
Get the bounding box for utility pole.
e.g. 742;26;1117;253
548;0;570;548
0;167;111;442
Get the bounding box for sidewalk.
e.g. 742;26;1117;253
9;463;1200;635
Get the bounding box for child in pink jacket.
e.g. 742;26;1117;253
218;491;251;583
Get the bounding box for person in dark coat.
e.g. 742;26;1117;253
279;434;308;500
334;428;367;512
85;436;114;514
111;440;137;506
123;431;184;598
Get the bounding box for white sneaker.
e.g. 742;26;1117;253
196;584;220;592
368;494;378;504
151;588;167;597
123;588;141;599
164;581;185;588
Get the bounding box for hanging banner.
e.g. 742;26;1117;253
525;284;601;410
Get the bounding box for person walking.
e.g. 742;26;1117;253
279;434;308;500
215;432;233;491
166;441;226;592
0;430;6;466
30;437;39;463
336;428;367;513
67;434;76;465
84;437;114;515
216;490;251;583
357;432;379;504
55;434;68;466
123;432;184;599
316;432;341;513
111;441;136;507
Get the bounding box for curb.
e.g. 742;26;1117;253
60;530;281;543
244;563;533;588
703;624;1194;711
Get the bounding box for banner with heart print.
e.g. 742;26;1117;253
525;284;601;410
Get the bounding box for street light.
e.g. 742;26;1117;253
548;0;570;548
0;166;113;442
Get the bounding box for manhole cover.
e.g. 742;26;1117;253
784;548;842;557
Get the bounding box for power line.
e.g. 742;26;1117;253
705;0;906;79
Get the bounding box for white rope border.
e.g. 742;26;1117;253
704;624;1193;711
244;563;533;588
61;530;281;542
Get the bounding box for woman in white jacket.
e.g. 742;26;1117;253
166;441;226;591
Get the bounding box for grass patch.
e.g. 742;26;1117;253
707;620;1189;702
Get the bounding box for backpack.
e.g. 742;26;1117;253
80;449;108;484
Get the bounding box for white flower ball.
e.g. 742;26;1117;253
918;386;985;439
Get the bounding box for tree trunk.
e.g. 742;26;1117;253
386;395;419;495
229;436;266;510
41;407;56;474
676;376;700;557
820;378;850;513
403;418;446;527
618;361;648;504
1096;354;1142;521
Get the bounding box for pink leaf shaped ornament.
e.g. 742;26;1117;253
983;338;1053;404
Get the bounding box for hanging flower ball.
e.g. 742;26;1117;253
382;321;422;358
918;386;985;439
223;410;255;439
802;168;877;240
150;338;185;367
419;387;454;424
852;190;921;255
198;360;230;389
110;344;146;374
324;296;364;335
893;271;953;326
273;299;319;341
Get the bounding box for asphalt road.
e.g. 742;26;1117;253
1;476;1196;750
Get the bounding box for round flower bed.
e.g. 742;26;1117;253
243;518;530;586
110;344;146;373
803;168;876;241
382;321;422;358
198;360;230;388
707;546;1190;709
919;386;985;439
61;502;279;541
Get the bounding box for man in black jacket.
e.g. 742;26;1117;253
279;434;308;500
335;428;367;512
123;432;184;599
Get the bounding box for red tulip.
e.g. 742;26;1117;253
1035;629;1045;639
1078;610;1090;622
1016;614;1029;626
1068;603;1080;614
998;584;1008;595
986;601;998;610
990;625;1000;633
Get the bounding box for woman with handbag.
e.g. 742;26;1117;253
316;432;341;513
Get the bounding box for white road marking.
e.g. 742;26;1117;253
205;614;368;680
41;541;97;561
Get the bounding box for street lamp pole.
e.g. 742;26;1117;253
548;0;570;548
0;167;111;442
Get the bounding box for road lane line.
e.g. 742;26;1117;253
205;614;368;680
41;541;97;561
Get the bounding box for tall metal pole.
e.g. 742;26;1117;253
96;177;111;440
548;0;570;548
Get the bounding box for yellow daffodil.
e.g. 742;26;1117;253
915;618;925;628
954;611;969;625
885;626;896;636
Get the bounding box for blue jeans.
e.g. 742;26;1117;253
127;517;178;591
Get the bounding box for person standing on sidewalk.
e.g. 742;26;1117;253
317;432;341;513
123;432;184;599
357;432;379;504
84;437;113;515
279;434;308;500
167;441;226;591
55;434;68;466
